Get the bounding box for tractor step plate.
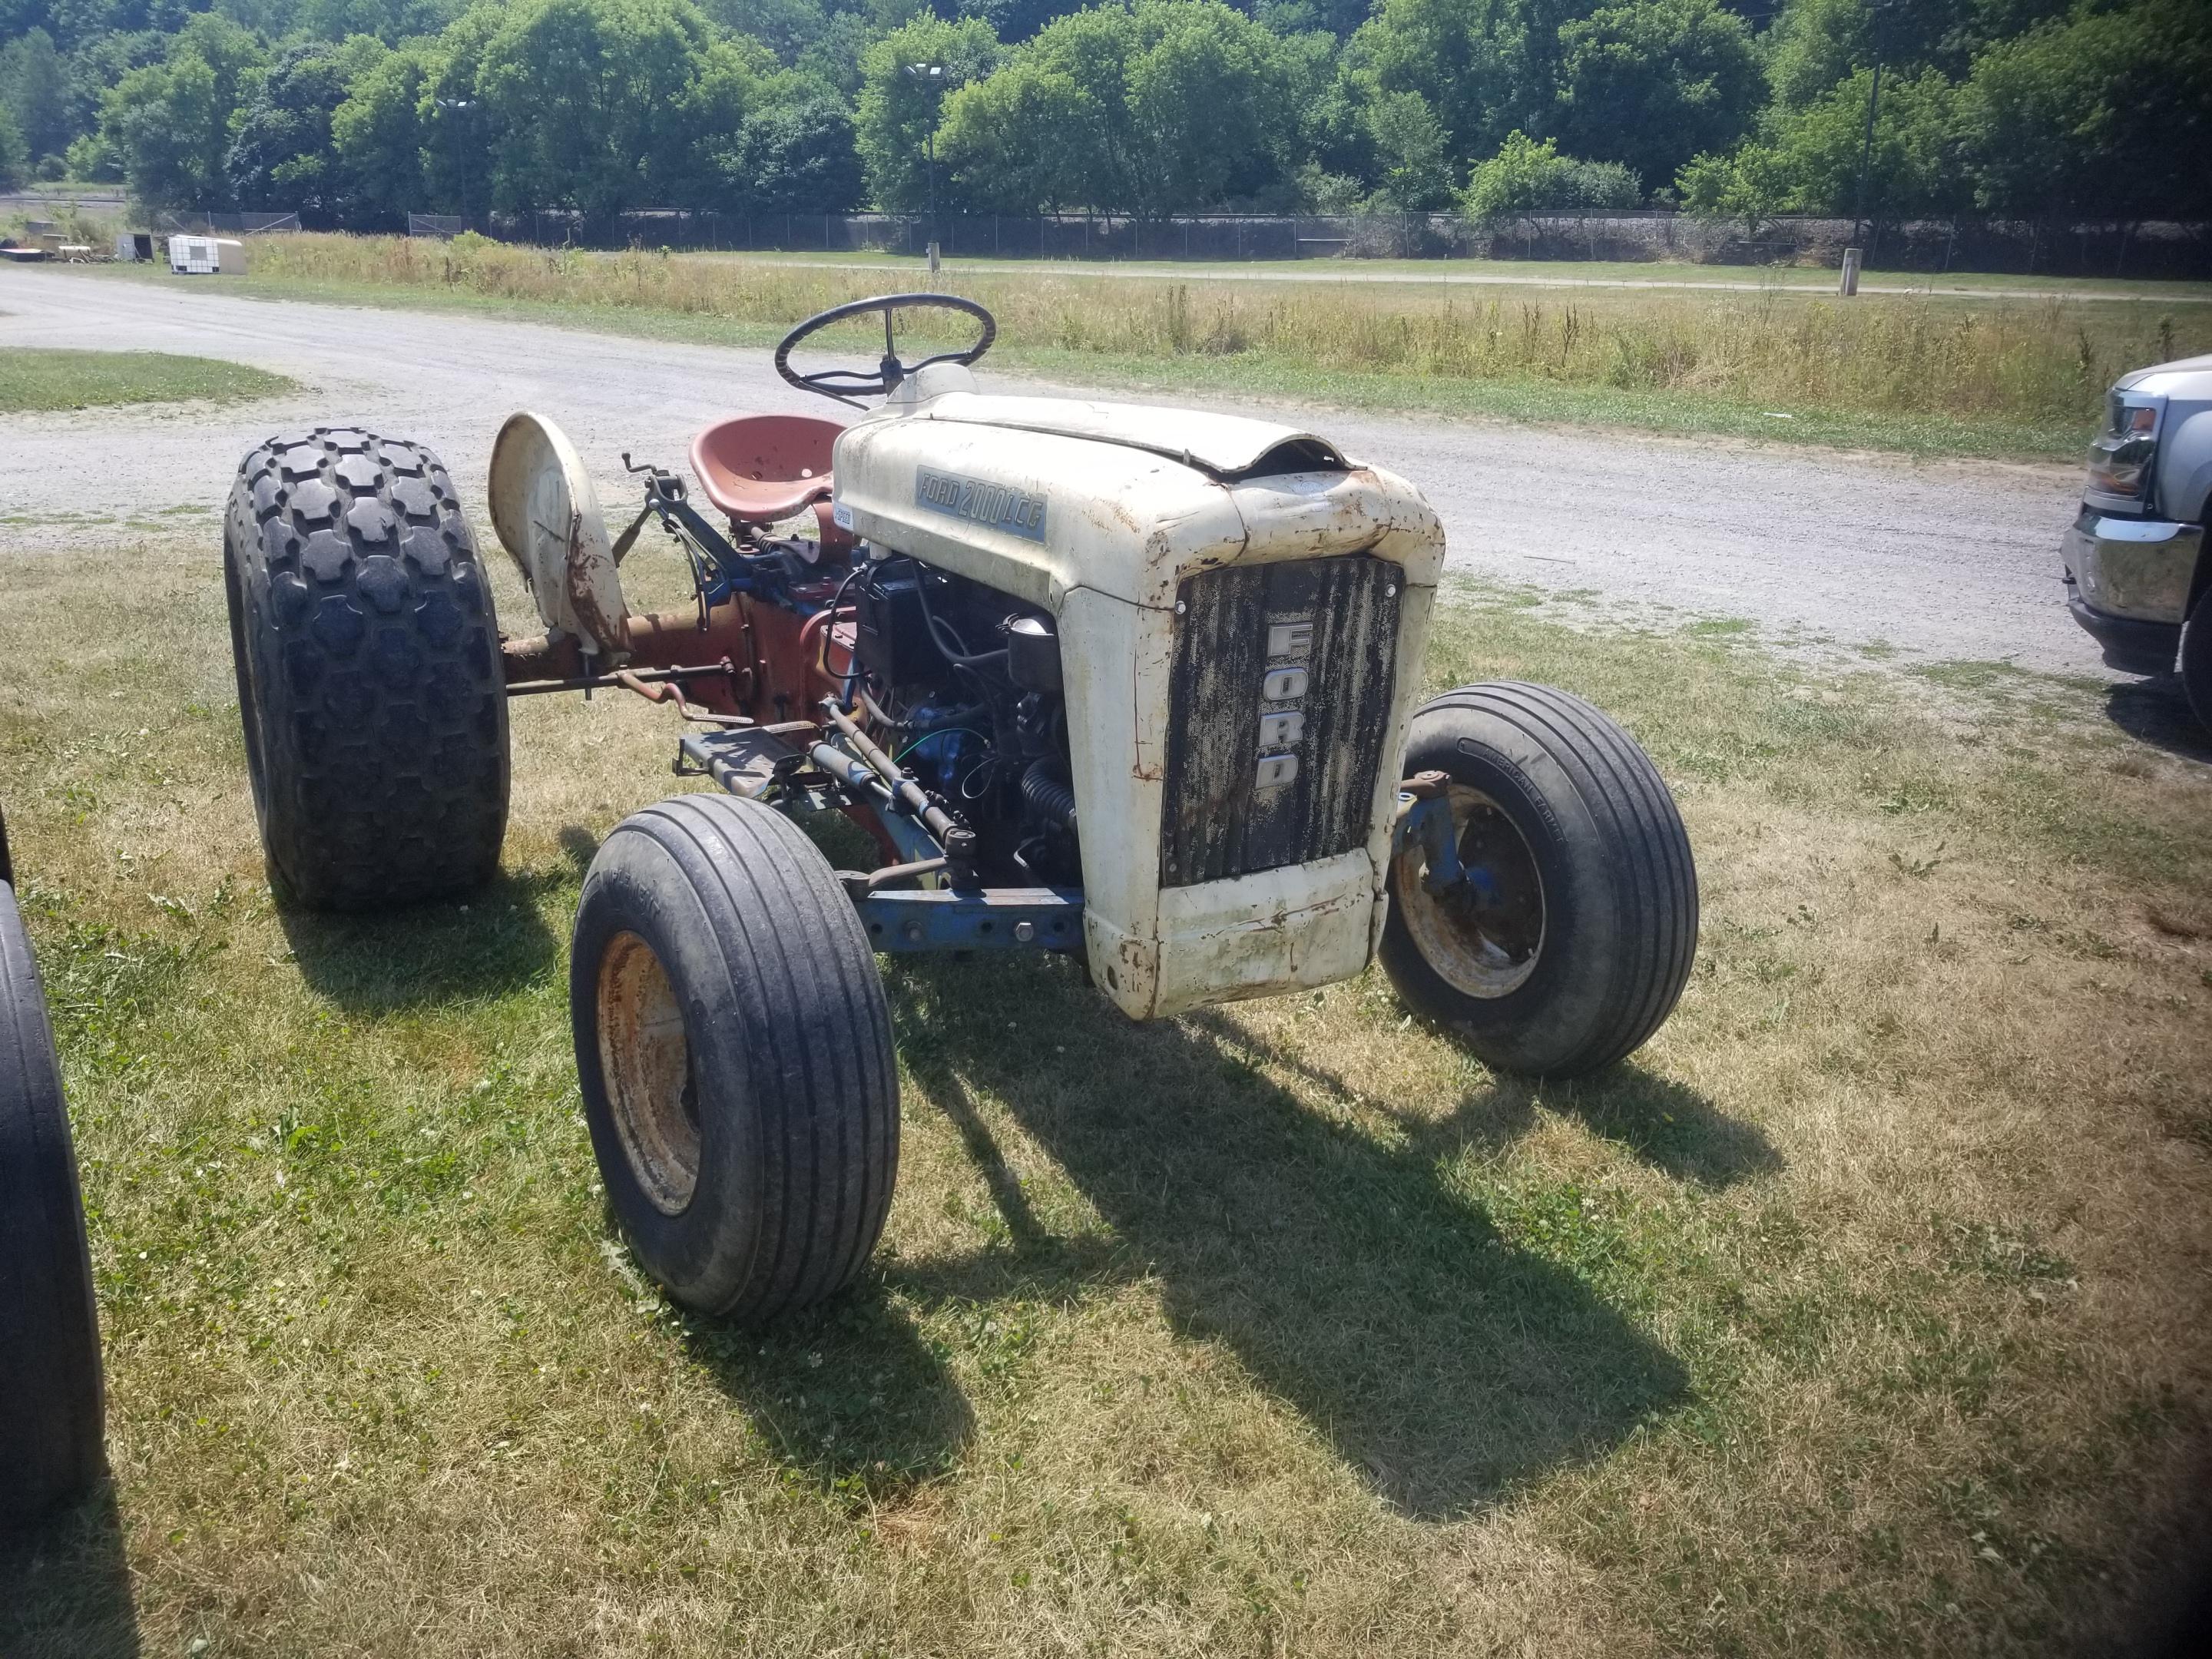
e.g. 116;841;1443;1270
677;728;801;798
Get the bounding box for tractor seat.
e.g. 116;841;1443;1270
690;414;844;526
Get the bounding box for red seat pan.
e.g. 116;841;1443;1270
690;414;845;525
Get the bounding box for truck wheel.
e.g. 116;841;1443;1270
224;427;510;911
0;879;105;1524
571;794;899;1322
1379;682;1697;1078
2183;594;2212;732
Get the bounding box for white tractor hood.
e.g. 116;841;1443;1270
893;392;1349;478
831;390;1440;614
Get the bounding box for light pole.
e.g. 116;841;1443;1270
1849;62;1882;250
902;63;945;260
1849;0;1902;253
436;97;475;227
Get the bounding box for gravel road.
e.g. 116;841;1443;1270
0;269;2091;674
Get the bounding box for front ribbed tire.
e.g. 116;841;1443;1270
571;794;899;1322
1380;682;1697;1077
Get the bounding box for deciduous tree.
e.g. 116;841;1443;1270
935;0;1300;216
326;38;429;224
1553;0;1759;192
0;101;27;187
225;35;386;220
1958;0;2212;221
1462;127;1634;219
98;12;264;208
855;11;997;210
0;27;70;161
471;0;764;224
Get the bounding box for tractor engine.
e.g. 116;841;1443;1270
849;556;1079;888
833;386;1446;1019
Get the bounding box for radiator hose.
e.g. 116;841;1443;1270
1021;760;1078;832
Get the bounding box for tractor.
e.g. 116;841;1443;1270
222;293;1697;1324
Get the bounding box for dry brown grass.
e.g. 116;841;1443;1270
2;508;2209;1657
235;233;2212;445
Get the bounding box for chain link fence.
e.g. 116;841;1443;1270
155;210;303;237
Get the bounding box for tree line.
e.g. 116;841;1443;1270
2;0;2207;232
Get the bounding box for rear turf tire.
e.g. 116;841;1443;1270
571;794;899;1323
224;427;510;912
0;878;105;1525
1380;681;1697;1078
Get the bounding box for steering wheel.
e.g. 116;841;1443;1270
773;293;997;407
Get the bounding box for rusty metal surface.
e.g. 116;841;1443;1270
689;413;842;525
502;598;757;714
743;601;846;722
595;930;697;1216
614;665;760;727
501;631;584;683
488;411;633;657
811;499;857;558
499;571;864;738
564;508;632;661
505;661;733;698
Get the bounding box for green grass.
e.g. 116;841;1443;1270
1;518;2209;1655
1009;345;2098;458
730;246;2212;303
0;347;295;412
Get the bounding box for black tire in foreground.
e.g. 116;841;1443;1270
224;427;510;912
571;794;899;1322
0;877;104;1525
2182;593;2212;733
1379;681;1698;1078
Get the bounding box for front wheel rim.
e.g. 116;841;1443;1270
597;930;700;1214
1392;783;1546;998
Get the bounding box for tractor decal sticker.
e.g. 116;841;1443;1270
915;468;1048;543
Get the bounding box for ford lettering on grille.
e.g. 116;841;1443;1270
915;468;1048;542
1160;556;1402;886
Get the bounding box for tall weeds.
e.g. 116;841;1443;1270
252;233;2210;429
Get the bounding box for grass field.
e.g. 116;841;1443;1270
733;247;2212;303
0;348;295;413
124;235;2212;462
2;504;2209;1656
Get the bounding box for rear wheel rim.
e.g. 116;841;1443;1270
597;931;700;1214
1393;783;1546;999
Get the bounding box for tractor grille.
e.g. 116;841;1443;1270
1160;555;1402;888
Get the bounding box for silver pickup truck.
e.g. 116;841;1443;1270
2061;353;2211;727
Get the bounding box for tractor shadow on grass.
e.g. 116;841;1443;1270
886;958;1707;1521
0;1482;141;1657
1193;1012;1783;1190
675;1293;977;1498
2104;674;2212;765
276;866;568;1013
